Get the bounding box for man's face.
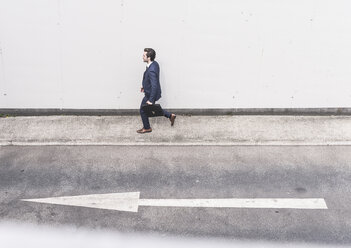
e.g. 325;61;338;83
143;52;149;63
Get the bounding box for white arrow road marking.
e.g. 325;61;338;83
22;192;328;212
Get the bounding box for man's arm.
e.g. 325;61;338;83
148;70;158;103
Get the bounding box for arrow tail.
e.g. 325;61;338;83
139;198;328;209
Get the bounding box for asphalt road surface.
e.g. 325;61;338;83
0;145;350;246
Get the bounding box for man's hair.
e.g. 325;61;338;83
144;48;156;61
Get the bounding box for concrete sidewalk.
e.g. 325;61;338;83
1;115;351;146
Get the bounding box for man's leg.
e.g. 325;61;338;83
163;109;171;119
140;97;151;129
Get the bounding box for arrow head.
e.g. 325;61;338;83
22;192;140;212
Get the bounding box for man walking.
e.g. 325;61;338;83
137;48;176;134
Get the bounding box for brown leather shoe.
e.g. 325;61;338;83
137;128;152;134
170;114;176;126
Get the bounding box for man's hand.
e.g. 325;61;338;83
140;87;144;93
146;100;153;105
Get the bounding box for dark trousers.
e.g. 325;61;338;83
140;96;171;129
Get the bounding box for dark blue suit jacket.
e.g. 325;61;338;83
142;61;162;103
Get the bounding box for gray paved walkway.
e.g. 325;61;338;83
1;115;351;145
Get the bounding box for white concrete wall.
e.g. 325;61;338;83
0;0;350;109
